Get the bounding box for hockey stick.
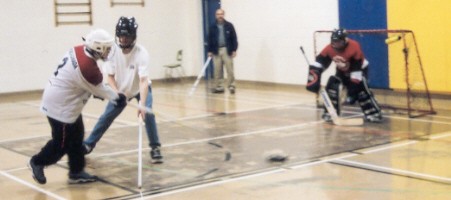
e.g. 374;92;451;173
188;57;212;96
299;46;311;65
320;89;363;126
137;115;143;189
128;103;154;115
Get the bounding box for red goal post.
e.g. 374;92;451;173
313;29;435;118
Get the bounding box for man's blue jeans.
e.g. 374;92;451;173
84;86;160;149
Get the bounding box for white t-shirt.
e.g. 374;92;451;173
41;45;118;123
105;44;150;99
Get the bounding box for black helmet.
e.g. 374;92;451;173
331;28;347;42
116;16;138;37
116;16;138;49
331;28;347;51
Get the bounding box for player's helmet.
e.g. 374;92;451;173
84;29;114;60
331;28;348;51
115;16;138;49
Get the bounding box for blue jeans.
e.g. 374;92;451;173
84;86;161;149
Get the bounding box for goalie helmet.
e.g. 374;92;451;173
84;29;114;60
331;28;348;51
116;16;138;49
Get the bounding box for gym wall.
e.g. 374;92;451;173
221;0;339;86
0;0;204;93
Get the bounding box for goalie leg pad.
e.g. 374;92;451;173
356;78;382;121
325;76;342;115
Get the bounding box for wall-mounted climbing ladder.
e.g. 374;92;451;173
54;0;92;26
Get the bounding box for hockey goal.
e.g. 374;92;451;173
313;29;435;118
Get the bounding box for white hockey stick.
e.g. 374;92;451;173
320;89;363;126
188;57;212;96
137;115;143;189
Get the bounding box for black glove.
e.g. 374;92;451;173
306;65;323;93
114;93;127;108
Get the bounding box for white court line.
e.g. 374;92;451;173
429;131;451;140
137;152;360;199
136;129;451;199
0;170;66;200
360;141;419;154
334;159;451;184
0;100;312;144
92;121;320;158
137;168;286;200
158;88;309;107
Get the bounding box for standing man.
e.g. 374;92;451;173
208;8;238;94
306;28;382;122
29;29;125;184
83;16;163;164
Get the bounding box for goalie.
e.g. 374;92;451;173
306;28;382;123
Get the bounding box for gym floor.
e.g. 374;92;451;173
1;80;450;200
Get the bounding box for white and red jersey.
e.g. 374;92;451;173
104;44;149;99
41;45;118;123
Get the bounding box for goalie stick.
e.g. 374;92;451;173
320;89;363;126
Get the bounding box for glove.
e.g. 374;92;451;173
113;93;127;108
306;65;323;93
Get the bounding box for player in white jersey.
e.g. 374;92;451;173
28;29;126;185
84;17;163;163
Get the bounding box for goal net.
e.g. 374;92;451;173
313;29;435;118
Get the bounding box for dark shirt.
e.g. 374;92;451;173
208;20;238;56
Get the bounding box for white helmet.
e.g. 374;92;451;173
84;29;114;60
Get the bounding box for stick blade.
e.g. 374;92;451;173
335;118;364;126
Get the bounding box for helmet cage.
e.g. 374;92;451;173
84;29;114;60
330;28;348;51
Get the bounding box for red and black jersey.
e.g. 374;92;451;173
315;39;365;74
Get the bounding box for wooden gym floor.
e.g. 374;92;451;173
1;80;450;200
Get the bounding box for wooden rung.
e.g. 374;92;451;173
56;12;91;16
56;3;90;6
56;21;91;25
112;2;143;5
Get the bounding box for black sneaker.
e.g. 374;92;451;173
83;143;93;155
28;158;46;184
150;147;163;164
212;87;225;94
229;86;235;94
68;171;98;184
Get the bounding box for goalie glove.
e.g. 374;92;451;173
306;65;323;93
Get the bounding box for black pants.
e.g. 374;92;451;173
32;115;85;174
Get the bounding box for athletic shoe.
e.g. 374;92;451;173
83;143;93;155
212;87;225;94
150;147;163;164
322;113;333;122
28;158;46;184
229;86;235;94
365;114;383;123
68;171;97;184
